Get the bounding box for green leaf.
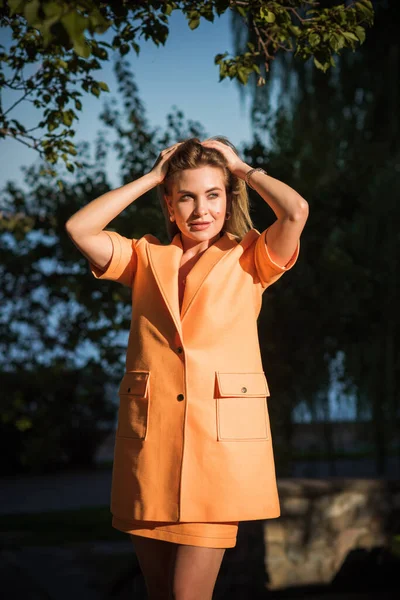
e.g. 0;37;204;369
330;33;345;52
24;0;40;25
15;417;32;432
43;1;63;19
214;52;228;65
314;57;329;72
57;179;64;191
355;26;366;44
309;33;321;47
131;42;140;55
91;85;100;97
237;67;248;85
358;1;374;19
289;25;301;37
98;81;109;92
8;0;24;16
62;110;74;126
73;39;91;58
188;17;200;30
342;31;359;43
265;11;276;24
88;11;111;34
215;0;230;16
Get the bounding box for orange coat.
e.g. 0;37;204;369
89;227;299;522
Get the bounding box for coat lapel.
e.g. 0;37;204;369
147;230;239;334
180;231;238;321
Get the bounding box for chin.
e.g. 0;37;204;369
180;223;224;241
188;228;219;238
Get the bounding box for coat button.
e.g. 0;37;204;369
241;387;247;393
177;346;183;354
177;394;185;401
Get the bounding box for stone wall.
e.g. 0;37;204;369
216;478;400;596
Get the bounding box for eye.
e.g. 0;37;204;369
208;193;218;198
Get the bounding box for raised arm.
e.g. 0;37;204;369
65;142;183;271
201;139;309;267
233;166;308;266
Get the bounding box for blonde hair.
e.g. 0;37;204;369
156;136;254;241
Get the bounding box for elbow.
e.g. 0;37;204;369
65;220;74;236
289;198;309;223
65;219;81;239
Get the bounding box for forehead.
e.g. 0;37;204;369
172;166;226;193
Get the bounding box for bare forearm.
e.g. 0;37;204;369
234;163;308;220
65;172;160;236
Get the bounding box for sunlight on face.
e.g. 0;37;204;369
167;166;228;248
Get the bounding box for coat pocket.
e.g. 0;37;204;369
215;372;270;441
117;371;150;440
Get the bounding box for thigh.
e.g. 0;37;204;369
130;534;177;599
172;545;226;600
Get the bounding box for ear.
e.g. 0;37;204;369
226;191;232;212
164;192;171;206
164;194;174;215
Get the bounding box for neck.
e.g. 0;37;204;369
179;230;224;254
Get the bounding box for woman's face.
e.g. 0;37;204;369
165;166;229;245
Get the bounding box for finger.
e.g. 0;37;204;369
166;143;182;153
201;140;220;147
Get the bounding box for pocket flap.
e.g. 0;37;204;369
215;372;270;397
118;371;150;396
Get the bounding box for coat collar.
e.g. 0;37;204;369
147;229;249;337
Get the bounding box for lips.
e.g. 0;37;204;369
190;222;212;230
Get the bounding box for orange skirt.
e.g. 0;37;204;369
113;516;239;548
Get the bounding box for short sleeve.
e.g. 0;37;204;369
254;228;300;289
88;230;137;288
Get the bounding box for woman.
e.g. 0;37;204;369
65;136;308;599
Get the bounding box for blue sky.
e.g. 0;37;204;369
1;10;255;188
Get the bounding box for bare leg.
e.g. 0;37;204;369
130;534;177;599
171;545;226;600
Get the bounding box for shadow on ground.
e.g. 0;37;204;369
1;520;398;599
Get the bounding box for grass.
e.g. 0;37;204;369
0;505;128;547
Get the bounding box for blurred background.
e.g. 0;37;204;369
0;0;399;598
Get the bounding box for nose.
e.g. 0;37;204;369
193;198;209;216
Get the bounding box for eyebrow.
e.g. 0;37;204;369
177;187;223;194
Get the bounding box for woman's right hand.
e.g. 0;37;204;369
149;142;183;184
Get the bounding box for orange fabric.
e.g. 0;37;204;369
89;228;299;523
114;517;239;548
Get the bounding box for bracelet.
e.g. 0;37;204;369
245;167;268;189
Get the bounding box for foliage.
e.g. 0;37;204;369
0;363;116;473
0;59;206;473
233;0;400;475
0;0;374;172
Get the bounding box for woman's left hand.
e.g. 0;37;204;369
200;139;249;177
